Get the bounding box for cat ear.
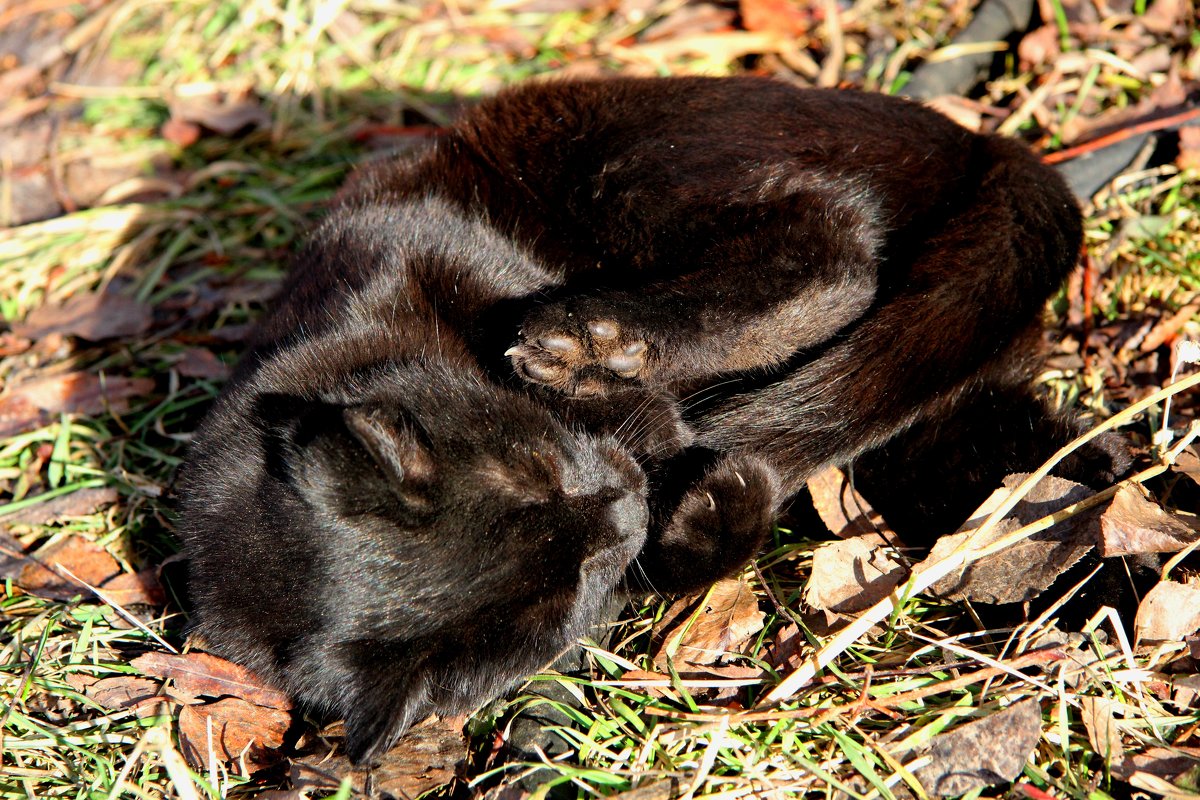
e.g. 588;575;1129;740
342;407;436;489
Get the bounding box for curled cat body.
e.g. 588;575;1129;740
178;76;1127;764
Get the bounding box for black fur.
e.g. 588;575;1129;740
177;76;1128;764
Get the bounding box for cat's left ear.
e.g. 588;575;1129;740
342;406;436;490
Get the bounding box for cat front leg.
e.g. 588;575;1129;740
508;188;882;397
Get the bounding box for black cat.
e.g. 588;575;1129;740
177;76;1126;765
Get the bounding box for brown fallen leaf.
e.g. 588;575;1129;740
0;332;32;358
0;533;29;581
1080;696;1125;767
909;698;1043;797
739;0;811;36
178;696;291;774
173;347;230;380
1098;484;1199;557
0;372;156;437
804;535;907;614
290;715;466;797
761;623;805;671
928;474;1100;604
100;569;166;607
1112;746;1200;782
653;578;764;668
806;465;896;540
13;291;153;342
18;537;122;600
132;651;293;710
169;90;270;136
1179;125;1200;172
1135;580;1200;643
66;674;170;718
161;117;201;148
613;31;783;65
0;487;119;526
1175;446;1200;488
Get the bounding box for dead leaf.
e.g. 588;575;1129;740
614;31;783;65
1018;25;1060;69
653;578;764;668
739;0;810;36
67;674;170;718
924;95;985;132
0;372;156;437
928;474;1099;604
178;697;291;774
174;347;230;380
910;698;1042;797
806;465;895;540
100;569;165;607
1098;484;1199;557
132;651;293;710
1112;746;1200;781
642;3;735;41
1179;126;1200;172
161;117;200;147
1176;446;1200;487
13;291;153;341
0;487;119;526
761;623;805;671
0;531;28;580
804;536;906;613
289;715;466;797
1080;696;1125;766
1139;0;1187;34
0;332;32;357
169;91;270;136
1135;580;1200;643
18;537;122;600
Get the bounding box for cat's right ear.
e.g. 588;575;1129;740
342;407;436;490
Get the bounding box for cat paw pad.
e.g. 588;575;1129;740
509;312;649;395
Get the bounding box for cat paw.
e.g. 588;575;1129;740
633;454;780;592
668;455;779;557
508;305;649;396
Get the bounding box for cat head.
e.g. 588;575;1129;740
181;364;649;764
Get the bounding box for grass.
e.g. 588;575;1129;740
1;0;1198;798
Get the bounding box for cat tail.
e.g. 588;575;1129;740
340;657;434;765
695;133;1095;495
